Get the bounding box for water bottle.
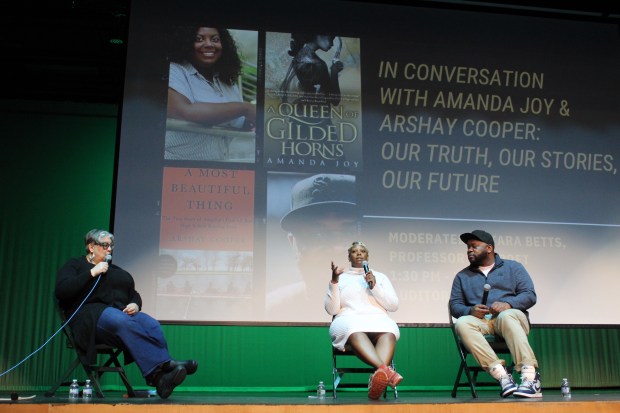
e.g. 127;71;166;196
83;379;93;400
69;379;80;399
317;381;326;399
561;378;571;400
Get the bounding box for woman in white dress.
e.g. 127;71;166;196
325;241;403;399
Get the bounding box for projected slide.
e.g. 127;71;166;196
113;0;620;325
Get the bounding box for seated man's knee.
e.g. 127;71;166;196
454;315;476;334
497;309;529;333
496;309;525;325
497;308;518;318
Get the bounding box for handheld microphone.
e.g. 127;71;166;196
362;260;373;289
102;255;112;275
481;283;491;306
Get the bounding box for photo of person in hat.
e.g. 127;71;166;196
449;230;542;398
265;172;359;320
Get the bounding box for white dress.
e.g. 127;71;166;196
325;267;400;350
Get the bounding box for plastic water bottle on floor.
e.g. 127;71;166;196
561;378;571;400
317;381;326;399
83;379;93;401
69;379;80;400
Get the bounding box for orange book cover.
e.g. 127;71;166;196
159;167;254;251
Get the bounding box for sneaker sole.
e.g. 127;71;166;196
513;391;543;398
368;370;389;400
500;386;517;398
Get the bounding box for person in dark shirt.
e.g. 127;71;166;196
55;229;198;399
449;230;542;398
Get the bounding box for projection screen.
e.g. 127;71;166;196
113;0;620;325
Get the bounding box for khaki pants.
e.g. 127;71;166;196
454;309;538;373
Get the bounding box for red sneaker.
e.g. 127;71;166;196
386;366;403;388
368;369;389;400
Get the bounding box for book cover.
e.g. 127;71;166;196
263;32;363;172
164;28;258;163
156;167;255;320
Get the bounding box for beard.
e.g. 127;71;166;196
468;254;485;267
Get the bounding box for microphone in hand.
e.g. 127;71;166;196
100;255;112;276
363;260;373;289
481;283;491;306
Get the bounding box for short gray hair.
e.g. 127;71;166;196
84;229;114;253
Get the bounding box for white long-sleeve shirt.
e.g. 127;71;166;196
325;267;400;350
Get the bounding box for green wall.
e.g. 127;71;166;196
0;99;618;393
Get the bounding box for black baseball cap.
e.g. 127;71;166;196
280;174;356;232
460;230;495;246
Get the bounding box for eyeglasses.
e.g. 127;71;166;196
96;242;114;250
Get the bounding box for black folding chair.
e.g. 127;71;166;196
332;344;398;399
449;306;514;398
45;311;135;398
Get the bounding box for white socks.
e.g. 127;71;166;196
489;364;508;381
521;365;536;381
490;365;536;381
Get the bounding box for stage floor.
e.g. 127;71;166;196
2;389;620;413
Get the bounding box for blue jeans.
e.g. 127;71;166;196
96;307;171;377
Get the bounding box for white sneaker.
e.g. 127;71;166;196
514;371;542;398
499;374;518;398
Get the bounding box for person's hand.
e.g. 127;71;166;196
90;261;109;277
490;301;511;316
331;261;344;283
365;269;376;289
123;303;139;316
470;304;490;319
243;103;256;130
330;60;344;76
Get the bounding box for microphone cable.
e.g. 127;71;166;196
0;275;102;378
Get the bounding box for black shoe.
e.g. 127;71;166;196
156;365;186;399
145;369;161;387
165;359;198;375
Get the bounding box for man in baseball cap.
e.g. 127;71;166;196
449;230;542;398
267;174;359;319
280;173;356;233
459;230;495;246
